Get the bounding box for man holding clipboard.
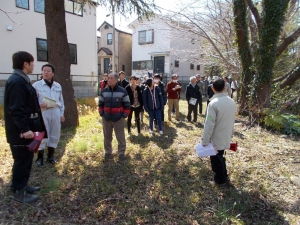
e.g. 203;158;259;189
201;78;236;186
186;76;202;122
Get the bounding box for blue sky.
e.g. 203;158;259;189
96;0;182;33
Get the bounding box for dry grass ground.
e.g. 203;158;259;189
0;98;299;224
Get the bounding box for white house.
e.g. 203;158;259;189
128;15;205;82
0;0;98;83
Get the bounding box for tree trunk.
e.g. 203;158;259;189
233;0;253;114
254;0;290;109
44;0;79;127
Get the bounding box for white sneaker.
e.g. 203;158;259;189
150;130;153;134
159;130;163;135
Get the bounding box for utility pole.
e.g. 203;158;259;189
112;0;116;73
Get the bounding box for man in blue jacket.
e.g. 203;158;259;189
98;73;131;161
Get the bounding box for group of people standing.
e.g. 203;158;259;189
4;51;237;204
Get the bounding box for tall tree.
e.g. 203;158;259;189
233;0;253;113
44;0;156;127
44;0;78;127
233;0;300;117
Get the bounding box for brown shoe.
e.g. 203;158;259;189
104;153;113;162
118;154;127;161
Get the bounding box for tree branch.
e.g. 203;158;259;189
276;27;300;57
245;0;261;31
272;63;300;88
0;8;23;25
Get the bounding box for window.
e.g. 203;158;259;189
190;63;194;70
132;61;139;70
138;30;154;44
69;43;77;64
122;65;125;72
197;65;200;70
16;0;29;9
132;60;153;70
36;38;48;62
65;0;83;16
34;0;44;13
107;33;112;45
175;60;179;67
104;24;109;29
36;38;77;64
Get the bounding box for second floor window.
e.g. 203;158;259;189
190;63;194;70
197;65;200;70
138;30;154;45
34;0;44;13
16;0;29;9
175;60;179;67
107;33;112;45
65;0;83;16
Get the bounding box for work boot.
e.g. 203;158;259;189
36;150;44;167
12;187;40;203
26;186;41;193
47;147;57;164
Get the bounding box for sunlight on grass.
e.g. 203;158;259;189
73;139;88;153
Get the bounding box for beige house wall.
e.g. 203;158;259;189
118;32;132;75
97;22;132;76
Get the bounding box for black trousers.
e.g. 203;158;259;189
10;145;34;191
210;150;228;184
198;97;203;114
187;103;197;122
231;88;236;98
127;107;141;133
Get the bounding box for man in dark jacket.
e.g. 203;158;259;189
117;71;129;88
186;76;202;122
4;51;47;203
98;73;131;161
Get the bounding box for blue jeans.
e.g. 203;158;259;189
148;109;162;131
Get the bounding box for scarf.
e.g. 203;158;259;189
191;83;196;88
149;86;157;109
13;69;30;83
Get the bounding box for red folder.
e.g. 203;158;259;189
26;131;45;153
229;142;238;152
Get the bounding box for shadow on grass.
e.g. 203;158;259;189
0;146;288;224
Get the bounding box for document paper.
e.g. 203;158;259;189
195;142;217;157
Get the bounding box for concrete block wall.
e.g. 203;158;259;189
74;85;98;98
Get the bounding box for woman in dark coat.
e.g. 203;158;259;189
142;78;164;134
